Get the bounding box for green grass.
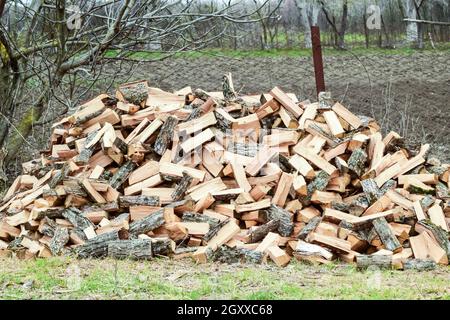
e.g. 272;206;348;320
0;257;448;299
105;42;450;61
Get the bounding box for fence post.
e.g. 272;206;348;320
311;26;325;96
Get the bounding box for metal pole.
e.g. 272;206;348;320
311;26;325;96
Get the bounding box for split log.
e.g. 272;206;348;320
110;160;137;189
62;208;94;230
128;209;165;236
298;216;322;240
171;172;193;201
265;204;294;237
248;220;280;243
154;116;178;156
348;148;367;177
372;217;402;253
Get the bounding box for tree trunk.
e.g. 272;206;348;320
405;0;418;46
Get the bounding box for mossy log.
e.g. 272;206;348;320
356;254;392;270
372;217;402;252
107;239;153;260
222;73;237;101
154;116;178;156
120;83;148;105
49;226;69;255
265;204;294;237
128;209;165;236
248;219;280;243
119;195;159;207
109;160;136;189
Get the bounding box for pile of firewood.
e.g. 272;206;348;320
0;75;449;270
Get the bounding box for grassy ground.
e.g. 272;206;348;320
0;257;448;300
106;42;450;60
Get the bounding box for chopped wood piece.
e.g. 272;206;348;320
428;202;448;231
269;87;303;118
372;217;402;253
230;159;251;192
293;146;338;176
356;255;392;270
331;102;362;129
128;209;165;236
267;246;291;267
119;195;160;207
245;146;278;177
154;116;178;156
271;172;293;207
323;111;345;137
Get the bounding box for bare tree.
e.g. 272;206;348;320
319;0;348;49
0;0;275;182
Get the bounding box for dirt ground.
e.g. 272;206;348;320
135;51;449;161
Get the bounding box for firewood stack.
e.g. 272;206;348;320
0;76;449;270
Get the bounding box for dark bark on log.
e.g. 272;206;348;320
356;254;392;270
34;207;65;220
172;172;193;201
49;226;69;255
113;137;128;154
214;110;233;132
109;160;136;189
212;246;263;264
348;148;367;177
265;204;294;237
222;73;237;101
182;212;220;227
227;142;259;157
76;231;119;258
372;217;402;252
300;170;330;205
128;209;165;236
249;219;280;243
203;218;230;242
71;227;88;242
119;195;159;207
403;259;436;271
107;239;153;260
154;116;178;156
120;83;148;105
49;164;70;188
185;107;203;121
298;216;322;240
361;178;383;204
152;238;174;256
416;220;450;259
76;147;94;164
62;208;94;230
279;153;295;173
